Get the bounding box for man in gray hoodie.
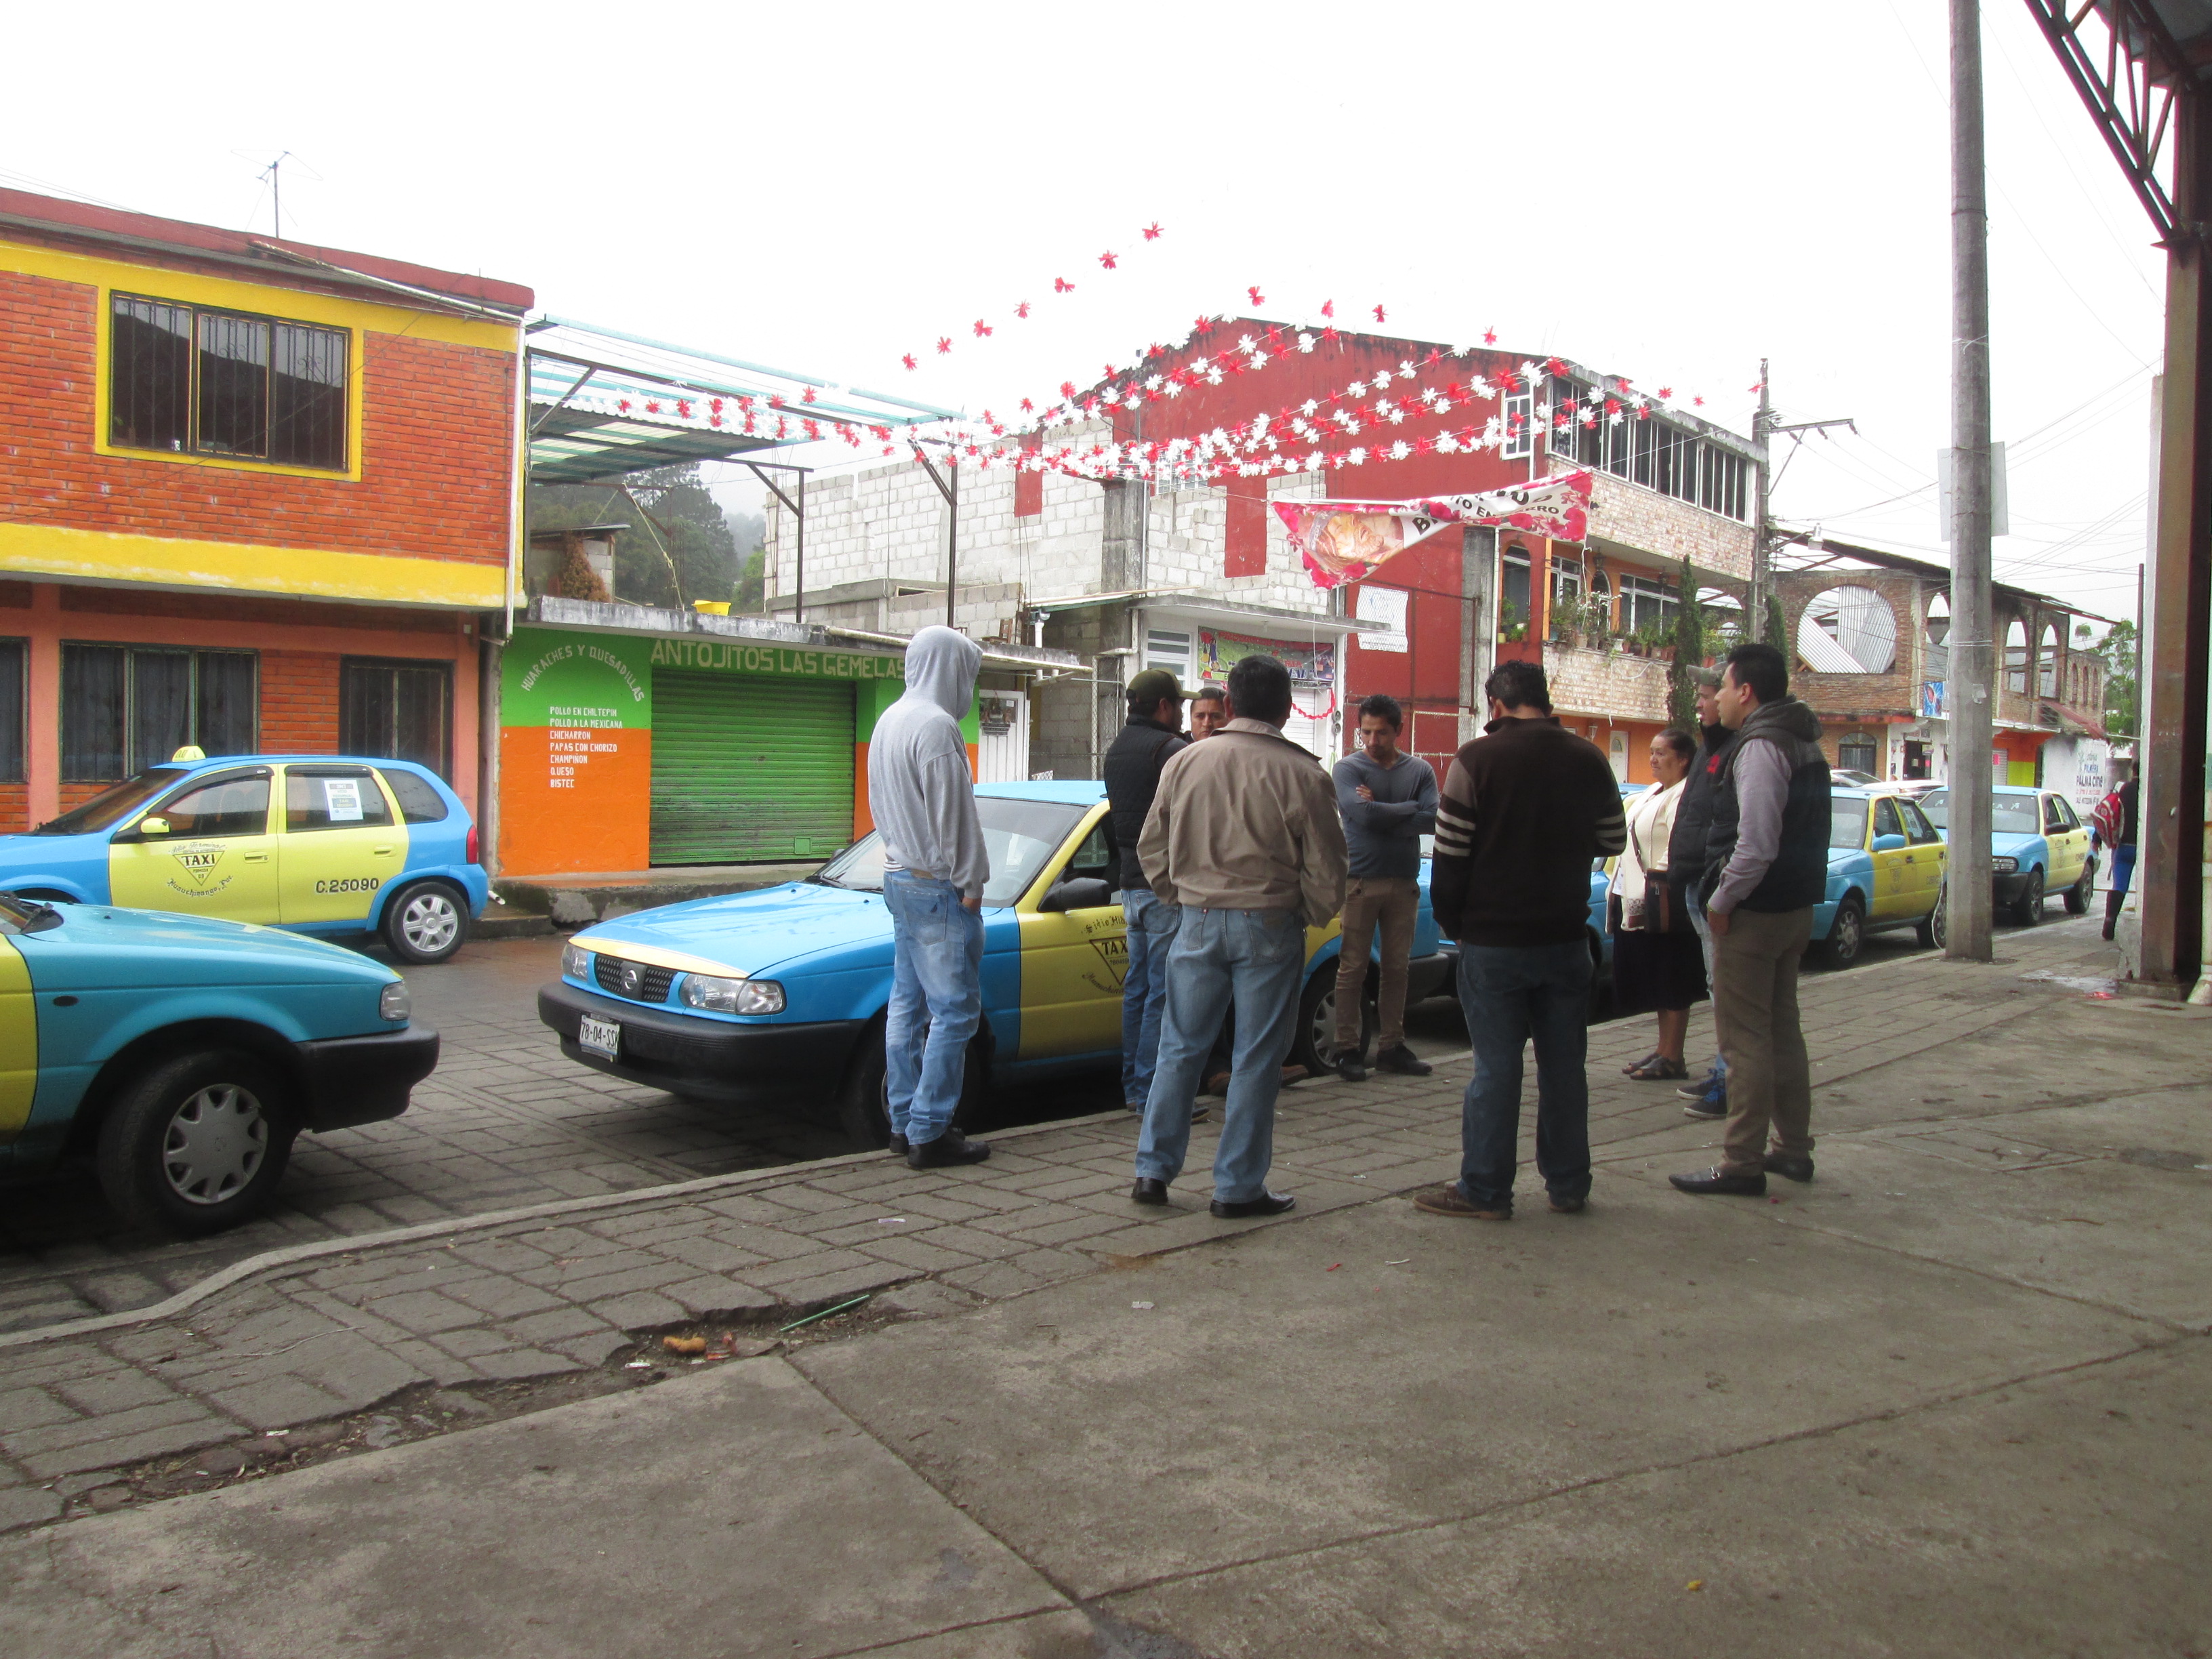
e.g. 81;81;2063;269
869;627;992;1169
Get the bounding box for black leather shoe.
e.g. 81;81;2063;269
1668;1166;1767;1197
1130;1177;1170;1206
906;1130;991;1168
1334;1054;1369;1083
1763;1152;1815;1183
888;1133;907;1157
1375;1045;1433;1077
1210;1191;1295;1218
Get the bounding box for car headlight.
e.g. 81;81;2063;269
1991;856;2018;873
563;941;591;979
380;981;411;1023
679;974;785;1015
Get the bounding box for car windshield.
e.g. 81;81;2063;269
1919;790;2041;835
1831;801;1869;851
813;798;1090;907
29;769;187;836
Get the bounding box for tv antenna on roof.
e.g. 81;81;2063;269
258;152;295;238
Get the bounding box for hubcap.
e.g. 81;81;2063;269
161;1084;268;1206
402;890;459;954
1836;907;1862;959
1309;985;1340;1065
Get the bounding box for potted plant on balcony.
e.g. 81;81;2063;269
1578;591;1614;653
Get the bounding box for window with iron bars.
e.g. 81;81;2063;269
109;293;348;470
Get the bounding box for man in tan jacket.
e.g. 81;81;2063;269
1130;654;1348;1218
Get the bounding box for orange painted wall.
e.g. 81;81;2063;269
498;725;652;877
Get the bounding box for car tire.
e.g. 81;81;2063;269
2013;869;2044;927
1289;960;1374;1075
96;1050;296;1237
834;1015;986;1148
382;880;468;965
2064;863;2095;916
1818;894;1866;970
1916;885;1946;949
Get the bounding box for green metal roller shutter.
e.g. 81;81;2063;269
650;672;855;863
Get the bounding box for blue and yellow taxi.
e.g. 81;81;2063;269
1;889;437;1235
1814;786;1952;966
0;752;487;964
1918;783;2095;925
537;781;1452;1142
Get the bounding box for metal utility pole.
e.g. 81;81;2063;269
1946;0;1996;962
1749;362;1772;642
913;447;961;630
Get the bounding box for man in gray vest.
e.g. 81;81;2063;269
1671;642;1831;1197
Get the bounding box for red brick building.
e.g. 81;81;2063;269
0;188;530;830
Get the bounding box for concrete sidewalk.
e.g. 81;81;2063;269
2;918;2207;1654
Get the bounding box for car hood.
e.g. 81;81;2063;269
575;882;899;977
0;829;106;861
11;903;393;987
1990;832;2047;857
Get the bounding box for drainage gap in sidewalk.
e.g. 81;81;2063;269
28;1286;914;1530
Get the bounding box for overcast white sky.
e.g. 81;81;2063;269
5;1;2163;620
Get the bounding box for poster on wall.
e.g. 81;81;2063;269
1354;586;1409;653
499;630;655;876
1275;471;1595;588
1197;629;1336;688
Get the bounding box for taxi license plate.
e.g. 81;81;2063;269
578;1015;620;1060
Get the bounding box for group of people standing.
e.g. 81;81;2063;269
865;623;1837;1222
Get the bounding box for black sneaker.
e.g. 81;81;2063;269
1334;1054;1369;1083
1375;1045;1433;1077
888;1133;908;1158
906;1129;991;1168
1763;1152;1815;1183
1668;1166;1766;1197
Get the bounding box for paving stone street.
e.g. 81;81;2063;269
1;914;2178;1540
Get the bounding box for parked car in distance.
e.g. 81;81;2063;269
0;752;487;964
1917;784;2095;924
1832;768;1879;787
0;889;438;1233
538;781;1456;1143
1815;787;1951;966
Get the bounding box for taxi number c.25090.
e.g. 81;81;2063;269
314;877;384;895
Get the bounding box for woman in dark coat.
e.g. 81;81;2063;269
1612;729;1706;1080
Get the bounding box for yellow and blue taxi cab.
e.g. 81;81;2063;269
1918;783;2095;925
0;752;487;964
1811;786;1952;966
537;781;1452;1143
0;889;437;1235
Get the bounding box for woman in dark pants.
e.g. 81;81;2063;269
1612;729;1706;1080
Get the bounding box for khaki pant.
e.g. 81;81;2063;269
1710;906;1815;1174
1334;876;1420;1052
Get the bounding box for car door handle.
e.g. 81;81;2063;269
371;845;396;856
243;853;269;863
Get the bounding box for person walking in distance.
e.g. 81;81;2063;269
1104;669;1187;1114
1330;694;1437;1082
1671;670;1737;1119
2090;757;2138;941
1188;684;1229;741
1670;642;1832;1197
1130;654;1347;1218
1413;660;1625;1220
869;626;993;1170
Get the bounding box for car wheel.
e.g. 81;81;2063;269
834;1015;986;1148
96;1050;295;1236
1916;884;1946;948
2064;863;2095;916
2013;869;2044;926
382;881;468;964
1289;960;1374;1075
1818;894;1866;969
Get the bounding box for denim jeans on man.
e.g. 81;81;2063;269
1683;879;1727;1083
1137;907;1305;1202
882;869;985;1145
1454;940;1594;1210
1118;888;1179;1107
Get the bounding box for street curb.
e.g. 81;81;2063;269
0;1107;1136;1355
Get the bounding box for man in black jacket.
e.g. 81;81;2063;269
1413;660;1626;1220
1671;643;1832;1197
1105;669;1187;1112
1668;668;1735;1118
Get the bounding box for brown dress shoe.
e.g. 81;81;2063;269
1411;1183;1511;1219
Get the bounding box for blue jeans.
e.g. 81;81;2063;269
1136;907;1306;1203
1119;888;1179;1106
2110;842;2137;896
1684;881;1727;1082
882;869;985;1145
1455;940;1594;1210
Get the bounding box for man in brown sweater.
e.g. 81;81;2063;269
1414;659;1625;1220
1130;654;1347;1218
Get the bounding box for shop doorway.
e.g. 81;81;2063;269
650;672;855;864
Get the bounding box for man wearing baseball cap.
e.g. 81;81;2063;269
1104;668;1189;1114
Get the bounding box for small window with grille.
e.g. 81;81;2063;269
110;292;348;471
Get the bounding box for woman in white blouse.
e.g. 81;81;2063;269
1610;730;1705;1080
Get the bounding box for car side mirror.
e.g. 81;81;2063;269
1040;876;1111;914
136;817;171;837
1872;834;1906;852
